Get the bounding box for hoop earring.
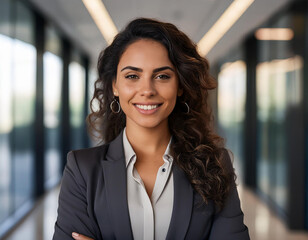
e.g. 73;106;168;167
183;102;190;114
110;98;121;113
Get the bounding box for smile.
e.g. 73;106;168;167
133;103;163;114
135;104;160;110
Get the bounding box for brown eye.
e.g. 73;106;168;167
125;74;139;79
156;74;170;80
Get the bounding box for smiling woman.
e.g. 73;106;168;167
52;18;250;240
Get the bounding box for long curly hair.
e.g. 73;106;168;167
87;18;235;210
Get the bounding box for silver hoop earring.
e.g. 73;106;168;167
184;102;190;114
110;98;121;113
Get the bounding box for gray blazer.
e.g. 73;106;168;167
53;131;250;240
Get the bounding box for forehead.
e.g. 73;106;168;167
118;39;173;69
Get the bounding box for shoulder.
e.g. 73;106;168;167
68;144;109;163
66;144;110;179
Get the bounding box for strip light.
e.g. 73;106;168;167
82;0;118;45
197;0;254;56
255;28;294;41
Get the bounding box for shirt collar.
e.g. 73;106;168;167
123;127;173;168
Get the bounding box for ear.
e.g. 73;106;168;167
177;88;183;97
112;80;119;97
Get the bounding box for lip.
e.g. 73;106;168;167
133;103;163;115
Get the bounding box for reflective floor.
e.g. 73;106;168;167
238;187;308;240
2;185;308;240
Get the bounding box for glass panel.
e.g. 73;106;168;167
69;58;85;150
88;66;97;114
256;56;303;211
88;67;100;146
44;26;63;189
0;0;13;224
218;60;246;180
256;13;303;212
0;0;12;37
12;1;36;209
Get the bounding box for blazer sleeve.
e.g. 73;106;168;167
52;151;101;240
208;150;250;240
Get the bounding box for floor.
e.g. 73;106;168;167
2;185;308;240
238;187;308;240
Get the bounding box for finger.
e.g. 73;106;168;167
72;232;94;240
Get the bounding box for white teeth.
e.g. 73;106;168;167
136;104;159;110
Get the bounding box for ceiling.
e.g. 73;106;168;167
29;0;292;65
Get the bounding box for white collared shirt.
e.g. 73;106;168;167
123;128;174;240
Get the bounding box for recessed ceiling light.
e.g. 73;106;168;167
255;28;294;41
82;0;118;45
197;0;255;56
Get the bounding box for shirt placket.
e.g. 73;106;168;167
132;168;154;240
151;159;171;204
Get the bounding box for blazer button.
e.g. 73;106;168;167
162;168;166;172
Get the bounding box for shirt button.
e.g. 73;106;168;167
162;168;166;172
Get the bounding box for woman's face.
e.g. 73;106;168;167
113;39;182;130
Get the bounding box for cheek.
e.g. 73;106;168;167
164;83;179;101
117;83;135;101
163;89;179;111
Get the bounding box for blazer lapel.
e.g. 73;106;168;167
166;164;194;240
101;132;133;240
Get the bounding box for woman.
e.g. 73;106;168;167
53;18;250;240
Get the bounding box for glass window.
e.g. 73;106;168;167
43;25;63;189
12;0;36;210
0;0;13;224
218;60;246;180
256;13;303;212
69;52;86;150
88;66;97;114
257;56;303;211
88;66;100;146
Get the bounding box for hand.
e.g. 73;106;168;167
72;232;94;240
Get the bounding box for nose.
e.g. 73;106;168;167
139;77;156;97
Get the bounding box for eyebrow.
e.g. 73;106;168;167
120;66;175;73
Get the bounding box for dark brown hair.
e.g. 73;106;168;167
87;18;235;209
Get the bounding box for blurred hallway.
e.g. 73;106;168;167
2;185;308;240
1;0;308;238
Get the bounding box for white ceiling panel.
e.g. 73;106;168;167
29;0;293;65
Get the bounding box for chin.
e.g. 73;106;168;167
134;119;167;130
137;122;163;129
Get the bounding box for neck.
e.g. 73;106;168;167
125;121;171;157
